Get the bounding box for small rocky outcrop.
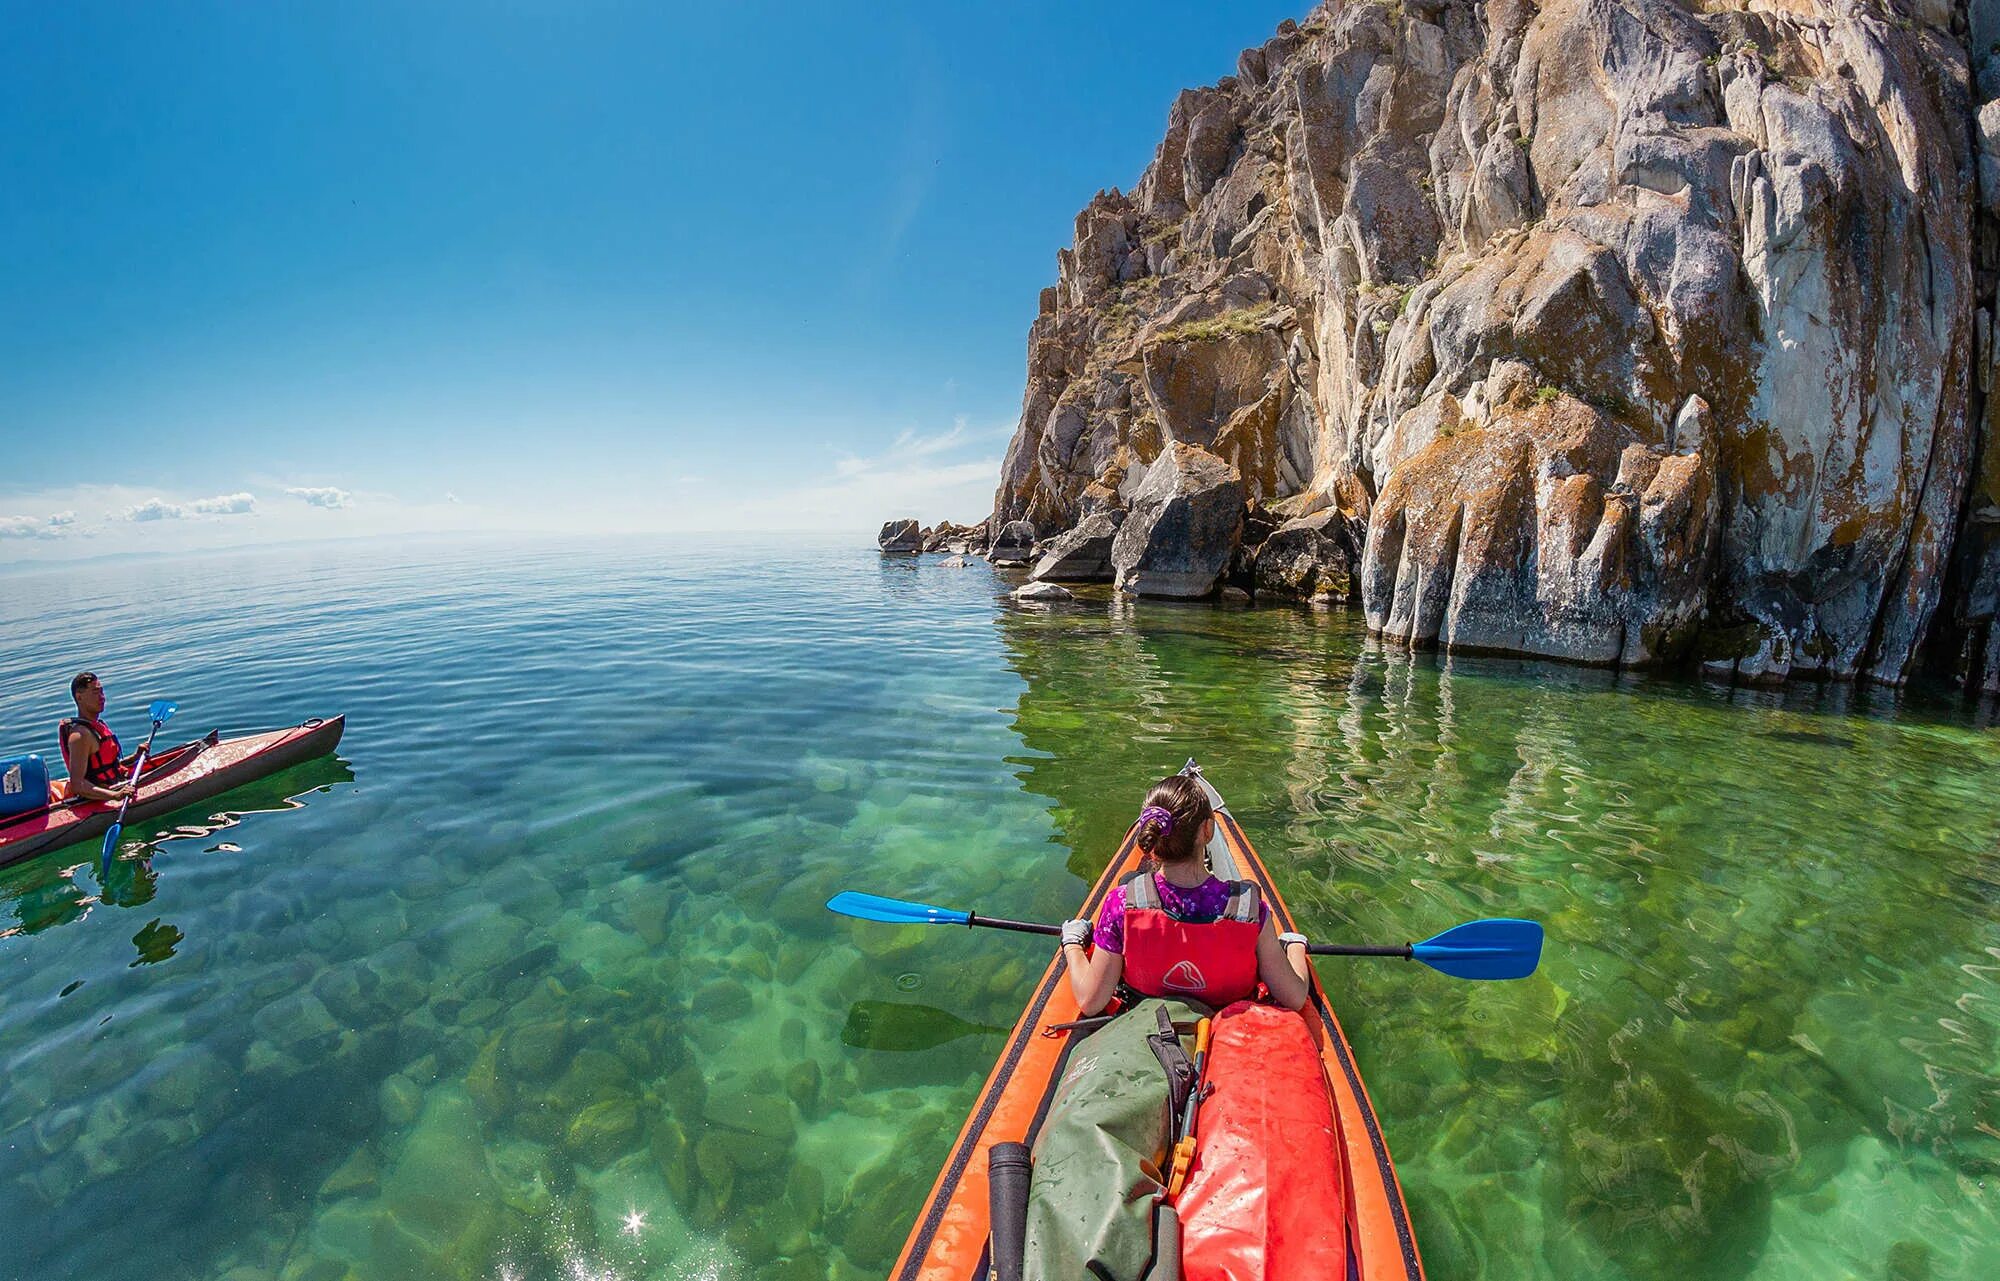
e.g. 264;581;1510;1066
877;520;921;555
923;521;986;554
1030;511;1123;582
988;0;2000;689
1110;443;1245;598
1253;509;1351;603
988;520;1038;567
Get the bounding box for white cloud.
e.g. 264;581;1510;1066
124;497;184;522
0;512;74;539
123;492;256;521
285;486;353;510
190;492;256;515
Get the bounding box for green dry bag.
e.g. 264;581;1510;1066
1021;998;1201;1281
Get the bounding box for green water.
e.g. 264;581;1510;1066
1;539;1996;1280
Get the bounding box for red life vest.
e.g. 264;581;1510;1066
1119;871;1263;1008
59;716;123;788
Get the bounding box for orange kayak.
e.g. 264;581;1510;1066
0;716;345;869
889;762;1424;1280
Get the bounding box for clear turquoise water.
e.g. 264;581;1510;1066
0;538;1995;1281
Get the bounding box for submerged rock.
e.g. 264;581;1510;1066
1012;581;1075;602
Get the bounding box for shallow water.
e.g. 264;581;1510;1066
0;538;1995;1281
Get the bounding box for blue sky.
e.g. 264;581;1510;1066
2;1;1309;559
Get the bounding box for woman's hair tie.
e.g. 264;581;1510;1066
1138;805;1176;836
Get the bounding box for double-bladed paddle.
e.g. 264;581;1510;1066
98;700;178;879
825;890;1544;981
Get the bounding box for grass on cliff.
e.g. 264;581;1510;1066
1156;302;1281;344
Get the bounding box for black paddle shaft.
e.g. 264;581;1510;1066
965;913;1061;937
1307;942;1413;959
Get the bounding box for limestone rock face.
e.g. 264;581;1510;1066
1363;388;1720;664
1111;444;1245;598
877;520;921;555
1030;511;1123;582
993;0;2000;686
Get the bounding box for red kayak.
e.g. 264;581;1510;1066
0;716;345;869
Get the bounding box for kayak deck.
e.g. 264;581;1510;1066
888;763;1424;1280
0;716;346;869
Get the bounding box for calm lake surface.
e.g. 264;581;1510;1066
1;537;1996;1281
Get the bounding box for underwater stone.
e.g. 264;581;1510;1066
756;1255;821;1281
442;903;523;973
487;1138;554;1219
778;1017;807;1059
564;1097;642;1166
32;1104;83;1156
694;1133;736;1206
311;963;378;1027
317;1147;380;1201
652;1114;693;1203
838;1153;933;1269
500;1019;569;1082
548;1049;633;1115
366;942;432;1016
692;978;753;1020
783;1060;822;1116
277;1254;347;1281
379;1074;422;1128
784;1161;826;1231
660;1061;708;1127
379;1090;503;1259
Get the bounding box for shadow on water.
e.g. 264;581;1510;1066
991;599;2000;1281
841;999;1009;1052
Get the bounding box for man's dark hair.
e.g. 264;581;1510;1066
70;672;98;697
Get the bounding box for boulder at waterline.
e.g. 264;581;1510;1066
1029;511;1123;582
987;519;1037;566
1253;510;1352;603
877;519;921;554
1110;442;1244;599
1012;581;1075;602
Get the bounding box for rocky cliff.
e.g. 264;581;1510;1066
992;0;2000;691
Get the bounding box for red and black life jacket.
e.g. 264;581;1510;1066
1119;871;1263;1008
59;716;123;787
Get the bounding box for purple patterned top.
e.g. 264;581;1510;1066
1091;872;1268;954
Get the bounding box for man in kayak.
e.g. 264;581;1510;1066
1059;774;1312;1016
59;672;134;804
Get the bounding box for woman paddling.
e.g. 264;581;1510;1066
1059;774;1312;1016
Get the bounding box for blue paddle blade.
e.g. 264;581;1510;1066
100;820;124;864
148;700;179;724
1410;918;1544;981
826;892;971;927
